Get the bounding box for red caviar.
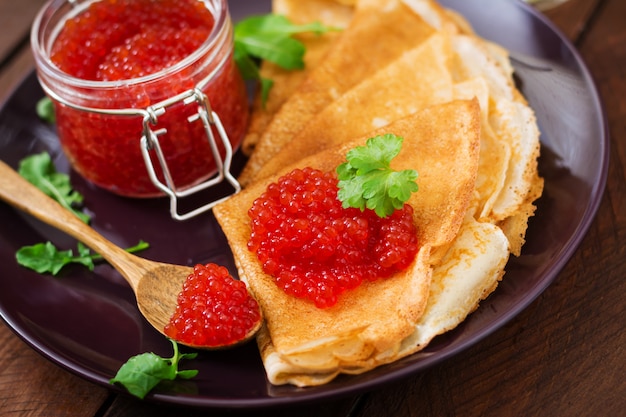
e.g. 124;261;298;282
42;0;248;196
165;263;261;347
50;0;215;81
247;168;419;308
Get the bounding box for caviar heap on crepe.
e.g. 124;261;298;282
247;167;419;308
35;0;248;196
165;263;261;347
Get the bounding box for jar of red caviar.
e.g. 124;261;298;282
31;0;248;217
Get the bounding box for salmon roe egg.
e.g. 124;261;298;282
164;263;261;347
50;0;214;81
43;0;249;197
247;168;419;309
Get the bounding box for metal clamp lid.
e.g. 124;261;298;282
140;87;241;221
40;82;241;221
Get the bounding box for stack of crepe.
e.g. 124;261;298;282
213;0;543;387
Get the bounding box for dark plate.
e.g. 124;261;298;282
0;0;609;410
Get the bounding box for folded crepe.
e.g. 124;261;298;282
215;0;543;387
214;99;482;386
250;28;542;249
238;0;460;185
449;34;543;253
253;32;455;181
241;0;354;155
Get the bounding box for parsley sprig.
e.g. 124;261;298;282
36;96;55;123
18;152;89;223
234;14;338;105
337;134;419;218
110;339;198;399
16;240;149;275
14;152;149;275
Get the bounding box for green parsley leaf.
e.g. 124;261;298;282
233;14;338;106
16;240;149;275
14;152;151;276
337;134;419;218
110;339;198;399
18;152;89;223
36;96;55;123
233;38;275;105
16;242;92;275
236;14;332;38
237;32;306;70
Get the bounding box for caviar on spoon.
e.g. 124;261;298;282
0;159;262;349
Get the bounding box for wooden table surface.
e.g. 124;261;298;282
0;0;624;415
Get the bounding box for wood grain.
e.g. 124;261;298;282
543;0;603;41
0;330;109;416
0;0;46;66
0;48;34;104
1;0;625;416
102;395;360;417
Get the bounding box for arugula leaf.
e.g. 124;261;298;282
337;134;419;218
236;14;332;38
18;152;90;223
233;39;275;105
110;339;198;399
16;240;149;275
14;152;151;276
16;242;93;275
233;14;338;105
237;32;306;70
36;96;55;123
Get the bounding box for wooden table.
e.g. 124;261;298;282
0;0;624;415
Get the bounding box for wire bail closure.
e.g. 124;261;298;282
39;81;241;221
140;88;241;221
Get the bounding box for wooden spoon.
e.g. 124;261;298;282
0;159;262;349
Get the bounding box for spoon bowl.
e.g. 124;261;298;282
0;159;261;348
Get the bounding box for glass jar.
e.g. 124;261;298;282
31;0;248;205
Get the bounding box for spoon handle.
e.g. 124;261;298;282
0;159;142;289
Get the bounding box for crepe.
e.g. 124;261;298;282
238;0;461;185
241;0;354;155
448;34;543;252
396;215;510;353
214;0;543;387
214;99;482;386
253;32;455;181
453;78;510;222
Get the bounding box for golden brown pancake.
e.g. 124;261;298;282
214;99;481;386
241;0;354;155
238;0;460;186
216;0;544;387
448;34;543;250
253;33;455;181
403;215;510;353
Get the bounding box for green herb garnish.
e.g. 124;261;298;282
36;96;55;123
16;240;149;275
15;152;150;275
337;134;419;218
234;14;338;105
110;339;198;400
18;152;89;223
